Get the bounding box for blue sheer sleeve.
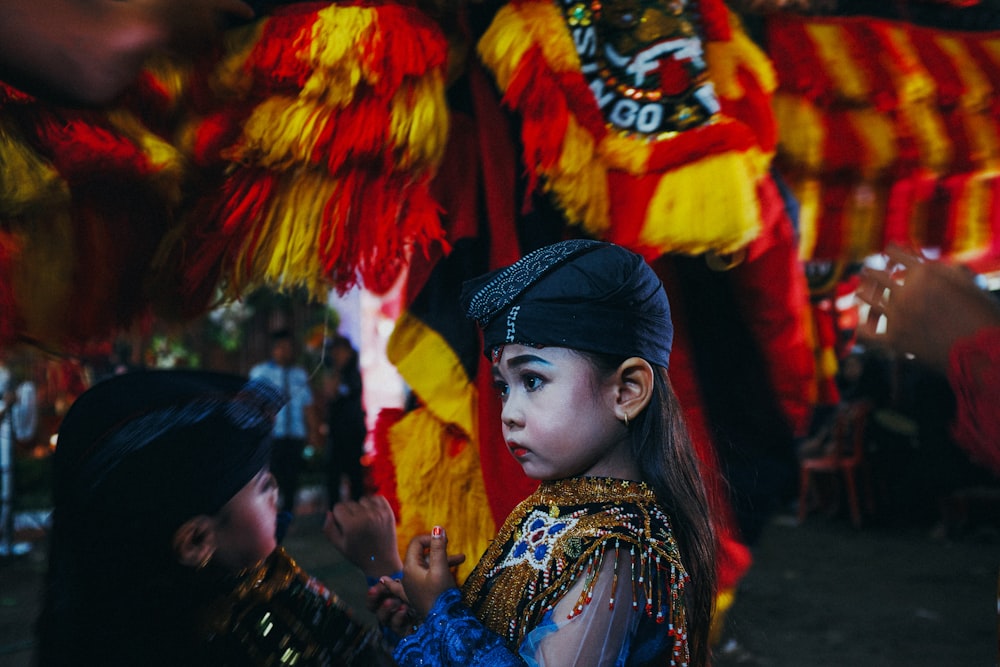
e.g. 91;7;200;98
393;589;528;667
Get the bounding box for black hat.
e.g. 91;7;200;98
54;369;284;541
461;240;673;368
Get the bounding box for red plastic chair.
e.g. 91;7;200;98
798;401;876;528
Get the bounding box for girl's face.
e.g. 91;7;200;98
492;344;638;481
211;469;279;570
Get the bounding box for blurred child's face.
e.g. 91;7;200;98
212;469;279;569
271;339;294;366
492;345;637;481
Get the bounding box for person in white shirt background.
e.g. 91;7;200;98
0;353;37;557
249;329;318;531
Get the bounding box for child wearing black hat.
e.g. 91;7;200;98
369;240;717;666
35;370;395;667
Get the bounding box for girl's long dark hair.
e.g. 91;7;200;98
588;353;717;667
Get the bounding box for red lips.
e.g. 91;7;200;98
509;444;529;458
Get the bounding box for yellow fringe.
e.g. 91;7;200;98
385;311;493;582
476;1;581;90
306;6;373;107
806;23;871;103
638;150;762;256
388;407;495;583
543;117;609;234
389;74;450;171
513;2;581;73
978;39;1000;70
11;210;76;343
709;587;737;648
847;109;897;179
951;175;992;258
386;310;476;433
705;16;776;101
773;94;826;173
818;344;839;381
105;109;186;202
222;168;333;297
140;55;190;111
0;117;67;217
233;95;329;170
793;177;822;261
599;131;652;174
476;5;532;90
842;183;885;262
211;20;268;98
934;36;993;113
898;101;952;175
879;26;937;108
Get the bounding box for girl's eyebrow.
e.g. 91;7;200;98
504;354;552;369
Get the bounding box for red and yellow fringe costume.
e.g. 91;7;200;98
371;1;817;639
0;2;450;349
768;13;1000;269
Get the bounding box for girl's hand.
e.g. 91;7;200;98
401;526;466;617
324;495;403;579
368;577;419;637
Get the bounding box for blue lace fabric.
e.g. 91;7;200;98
394;588;526;667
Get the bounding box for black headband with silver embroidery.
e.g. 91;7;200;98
461;240;674;369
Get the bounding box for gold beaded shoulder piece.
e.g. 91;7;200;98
462;477;689;654
198;548;381;665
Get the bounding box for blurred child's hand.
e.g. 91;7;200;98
857;245;1000;374
324;496;402;578
368;577;419;637
401;526;466;617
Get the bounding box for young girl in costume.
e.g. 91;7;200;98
375;239;717;666
35;369;396;667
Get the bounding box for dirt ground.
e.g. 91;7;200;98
1;494;997;666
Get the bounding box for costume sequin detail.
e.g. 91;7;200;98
199;547;386;665
461;477;690;665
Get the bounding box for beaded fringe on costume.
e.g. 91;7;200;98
462;477;691;666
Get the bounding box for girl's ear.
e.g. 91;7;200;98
172;515;217;569
614;357;654;423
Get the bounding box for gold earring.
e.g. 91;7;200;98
197;554;212;570
623;413;629;428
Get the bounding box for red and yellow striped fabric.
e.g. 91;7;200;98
768;14;1000;266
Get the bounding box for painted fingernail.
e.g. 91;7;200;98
431;525;443;538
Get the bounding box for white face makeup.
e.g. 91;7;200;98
492;345;638;482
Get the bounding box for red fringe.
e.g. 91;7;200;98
363;5;449;95
646;119;756;172
0;233;20;346
504;47;574;176
766;16;835;105
719;68;778;153
507;39;757;209
965;38;1000;118
29;112;155;183
699;0;733;42
731;176;816;437
178;2;448;299
317;95;396;173
369;407;405;519
242;8;317;95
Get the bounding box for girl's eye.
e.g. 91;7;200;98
261;472;278;492
522;374;543;392
493;380;509;400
